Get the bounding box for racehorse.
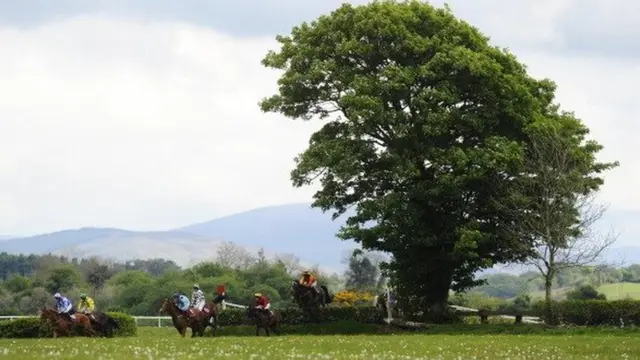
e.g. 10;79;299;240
87;311;119;337
39;307;95;338
159;298;216;337
291;281;331;318
246;302;281;336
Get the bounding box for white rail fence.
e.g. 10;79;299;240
0;301;249;328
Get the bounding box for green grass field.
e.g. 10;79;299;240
1;325;640;359
529;282;640;300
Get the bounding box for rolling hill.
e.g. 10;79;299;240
0;202;638;276
0;203;356;272
529;282;640;301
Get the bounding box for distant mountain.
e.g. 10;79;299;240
175;203;357;270
0;204;357;272
1;202;637;276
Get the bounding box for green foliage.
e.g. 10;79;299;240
533;300;640;326
344;249;380;292
0;318;49;338
106;312;137;336
566;285;606;300
45;264;82;293
259;0;611;320
0;312;135;338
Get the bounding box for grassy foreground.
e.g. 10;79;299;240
0;325;639;359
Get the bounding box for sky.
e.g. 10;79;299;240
0;0;637;245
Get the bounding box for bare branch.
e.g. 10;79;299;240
505;127;617;304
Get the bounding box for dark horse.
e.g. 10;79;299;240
291;281;331;318
246;303;281;336
86;312;119;337
40;307;96;338
158;298;221;337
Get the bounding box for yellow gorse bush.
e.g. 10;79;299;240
333;290;375;307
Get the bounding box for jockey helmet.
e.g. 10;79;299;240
302;270;310;275
53;293;61;298
254;293;262;297
193;284;199;289
80;293;87;299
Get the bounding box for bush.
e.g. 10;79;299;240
107;312;137;336
0;312;136;338
332;290;375;307
533;300;640;326
217;306;384;326
0;318;49;338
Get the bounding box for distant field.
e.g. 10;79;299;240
1;327;640;359
528;282;640;300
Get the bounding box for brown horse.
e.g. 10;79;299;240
246;305;281;336
159;298;213;337
39;307;95;338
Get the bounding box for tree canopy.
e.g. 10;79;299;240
260;0;614;318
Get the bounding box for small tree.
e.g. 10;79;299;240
512;123;618;322
566;285;606;300
216;241;256;269
344;249;380;292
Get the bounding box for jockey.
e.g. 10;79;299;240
254;293;272;315
173;292;191;318
53;293;75;322
299;270;319;295
191;284;206;311
78;293;96;319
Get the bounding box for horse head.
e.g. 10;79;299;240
158;298;176;315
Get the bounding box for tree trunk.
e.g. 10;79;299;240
544;273;556;325
422;269;453;324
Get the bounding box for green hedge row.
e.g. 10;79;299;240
0;312;137;338
215;306;383;326
532;300;640;326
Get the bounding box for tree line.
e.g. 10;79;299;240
0;247;386;316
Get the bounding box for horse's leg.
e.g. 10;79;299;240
255;326;260;336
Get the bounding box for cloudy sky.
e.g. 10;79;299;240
0;0;637;244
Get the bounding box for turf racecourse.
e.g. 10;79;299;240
1;325;640;359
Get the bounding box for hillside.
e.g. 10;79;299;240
1;202;638;276
528;283;640;300
0;203;356;272
175;203;357;269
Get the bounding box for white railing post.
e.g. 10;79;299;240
157;317;161;327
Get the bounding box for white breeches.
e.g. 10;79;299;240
194;300;205;311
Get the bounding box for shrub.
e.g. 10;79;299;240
533;300;640;326
0;312;136;338
332;290;375;307
0;318;49;338
217;306;384;326
107;312;137;336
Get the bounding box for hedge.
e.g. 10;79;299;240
0;312;137;338
217;306;383;326
533;300;640;326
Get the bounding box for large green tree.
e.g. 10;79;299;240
259;0;612;317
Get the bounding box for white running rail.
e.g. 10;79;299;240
0;300;250;328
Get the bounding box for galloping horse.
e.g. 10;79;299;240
39;307;95;338
246;304;281;336
159;298;217;337
291;281;331;316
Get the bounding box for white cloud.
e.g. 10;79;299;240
0;4;637;248
0;16;322;234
